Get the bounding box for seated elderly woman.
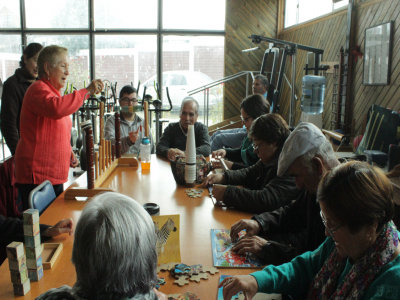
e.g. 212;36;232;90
212;94;270;170
36;192;166;300
220;161;400;300
203;114;300;214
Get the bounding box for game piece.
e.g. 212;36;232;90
172;263;191;275
157;261;181;273
23;223;40;236
189;272;208;282
23;209;39;225
26;255;42;269
166;292;200;300
28;265;43;281
24;234;41;248
6;242;24;260
174;275;190;286
201;265;219;274
185;189;204;198
13;278;30;296
189;264;203;275
8;255;26;272
10;267;28;284
41;243;63;269
26;245;42;260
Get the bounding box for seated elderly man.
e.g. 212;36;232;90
104;85;154;154
156;97;211;161
210;74;269;151
36;192;166;300
229;122;340;265
204;114;299;214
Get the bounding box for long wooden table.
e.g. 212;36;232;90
0;155;260;299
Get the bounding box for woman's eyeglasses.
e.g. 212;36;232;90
320;210;341;237
252;141;264;152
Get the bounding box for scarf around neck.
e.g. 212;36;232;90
307;221;399;300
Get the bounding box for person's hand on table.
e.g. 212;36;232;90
212;149;226;158
218;275;258;300
70;151;78;168
231;236;267;257
87;79;105;95
230;219;262;242
202;173;225;187
153;288;167;300
211;184;227;201
129;128;140;144
167;148;185;161
43;218;74;237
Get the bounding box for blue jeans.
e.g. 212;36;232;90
210;127;247;151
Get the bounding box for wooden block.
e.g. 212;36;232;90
10;267;28;284
23;223;40;236
28;265;43;281
41;243;63;269
117;157;139;167
23;209;39;225
6;242;24;260
26;245;42;260
8;255;26;272
95;151;99;180
24;234;41;248
99;145;103;176
26;255;42;269
13;278;30;296
64;187;115;200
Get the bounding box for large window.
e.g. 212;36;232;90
0;1;225;162
285;0;349;28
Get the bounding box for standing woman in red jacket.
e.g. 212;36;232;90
15;45;104;210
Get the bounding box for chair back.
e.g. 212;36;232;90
28;180;56;215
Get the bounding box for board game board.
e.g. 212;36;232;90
152;215;180;264
211;229;264;268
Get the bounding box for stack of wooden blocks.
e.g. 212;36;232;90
23;209;44;282
6;242;30;295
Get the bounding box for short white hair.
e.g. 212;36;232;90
300;138;340;174
180;97;199;115
71;192;157;300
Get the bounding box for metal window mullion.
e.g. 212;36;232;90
157;0;163;103
89;0;95;80
19;0;26;48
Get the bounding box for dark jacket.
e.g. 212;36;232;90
0;156;21;219
0;68;34;155
224;136;259;170
252;190;326;265
156;122;211;158
223;157;300;214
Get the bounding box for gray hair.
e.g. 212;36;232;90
300;138;340;174
180;96;199;115
71;192;157;300
254;74;268;88
37;45;68;78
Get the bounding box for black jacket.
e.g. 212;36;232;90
252;190;326;265
223;157;300;214
0;68;34;155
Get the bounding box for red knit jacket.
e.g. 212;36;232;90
15;78;88;185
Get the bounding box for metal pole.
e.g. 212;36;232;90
206;88;209;127
246;73;249;97
203;88;206;124
290;47;297;127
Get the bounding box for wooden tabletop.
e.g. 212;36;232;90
0;155;259;299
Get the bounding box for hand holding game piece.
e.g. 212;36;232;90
210;184;226;201
202;173;225;187
212;149;226;158
167;148;185;161
43;218;74;237
219;275;258;300
128;128;140;144
231;236;267;257
230;219;262;242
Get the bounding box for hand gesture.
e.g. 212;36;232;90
129;128;140;144
211;184;227;201
230;219;261;242
43;218;74;237
202;173;225;187
231;236;268;257
218;275;258;300
167;148;185;161
87;79;104;95
70;150;78;168
212;149;226;158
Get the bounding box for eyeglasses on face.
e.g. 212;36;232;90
252;141;264;152
320;210;342;236
120;98;138;105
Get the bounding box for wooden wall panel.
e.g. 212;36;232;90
224;0;278;119
277;0;400;134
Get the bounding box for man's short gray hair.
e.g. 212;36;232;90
180;96;199;115
71;192;157;300
300;138;340;174
254;74;268;88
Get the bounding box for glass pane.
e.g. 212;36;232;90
0;35;21;82
0;0;20;28
95;35;157;95
152;36;224;126
163;0;225;30
27;35;90;91
334;0;349;9
25;0;89;28
285;0;298;28
94;0;157;29
299;0;332;24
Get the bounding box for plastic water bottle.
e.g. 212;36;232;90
301;75;326;114
140;137;151;170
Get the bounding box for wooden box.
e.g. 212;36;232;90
41;243;63;269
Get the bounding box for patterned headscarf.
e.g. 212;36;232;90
307;221;398;299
